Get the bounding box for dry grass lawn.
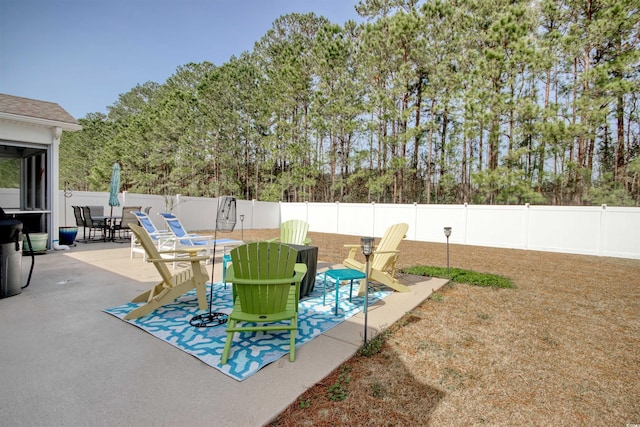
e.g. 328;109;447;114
222;228;640;426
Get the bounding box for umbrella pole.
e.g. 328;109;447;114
110;206;114;241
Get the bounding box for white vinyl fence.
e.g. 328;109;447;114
60;191;280;233
60;191;640;260
281;202;640;260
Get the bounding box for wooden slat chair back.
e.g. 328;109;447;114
342;223;410;294
124;224;209;320
279;219;310;245
221;241;307;364
133;223;173;283
370;222;409;274
268;219;311;245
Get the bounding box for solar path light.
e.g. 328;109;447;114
360;236;375;344
444;227;452;278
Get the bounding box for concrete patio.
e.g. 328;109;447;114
0;242;446;426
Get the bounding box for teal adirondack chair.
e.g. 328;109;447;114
269;219;311;245
221;242;307;364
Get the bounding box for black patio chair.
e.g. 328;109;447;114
81;206;105;241
72;206;87;241
113;206;141;240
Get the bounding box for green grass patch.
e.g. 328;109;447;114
327;365;351;401
430;292;445;302
370;381;387;399
402;266;514;289
358;330;388;357
298;398;310;409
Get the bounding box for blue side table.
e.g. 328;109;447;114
323;269;366;316
222;253;232;289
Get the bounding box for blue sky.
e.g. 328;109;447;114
0;0;362;119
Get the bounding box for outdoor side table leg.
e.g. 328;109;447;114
335;278;340;316
322;273;328;305
222;253;231;289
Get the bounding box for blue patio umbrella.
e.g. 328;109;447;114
108;163;121;217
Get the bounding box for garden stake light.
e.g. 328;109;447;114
444;227;452;278
361;236;374;344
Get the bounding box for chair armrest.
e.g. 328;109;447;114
226;263;307;285
149;231;176;240
267;237;311;245
179;235;214;244
293;263;308;278
156;247;208;256
372;250;399;255
148;254;210;263
344;244;360;260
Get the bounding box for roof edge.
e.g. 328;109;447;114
0;111;82;132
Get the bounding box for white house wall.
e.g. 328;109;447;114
0;120;54;145
1;120;59;245
0;188;20;209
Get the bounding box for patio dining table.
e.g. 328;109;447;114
93;215;122;241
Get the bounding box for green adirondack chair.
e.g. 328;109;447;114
269;219;311;245
221;241;307;364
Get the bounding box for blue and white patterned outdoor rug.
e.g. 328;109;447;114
104;277;391;381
